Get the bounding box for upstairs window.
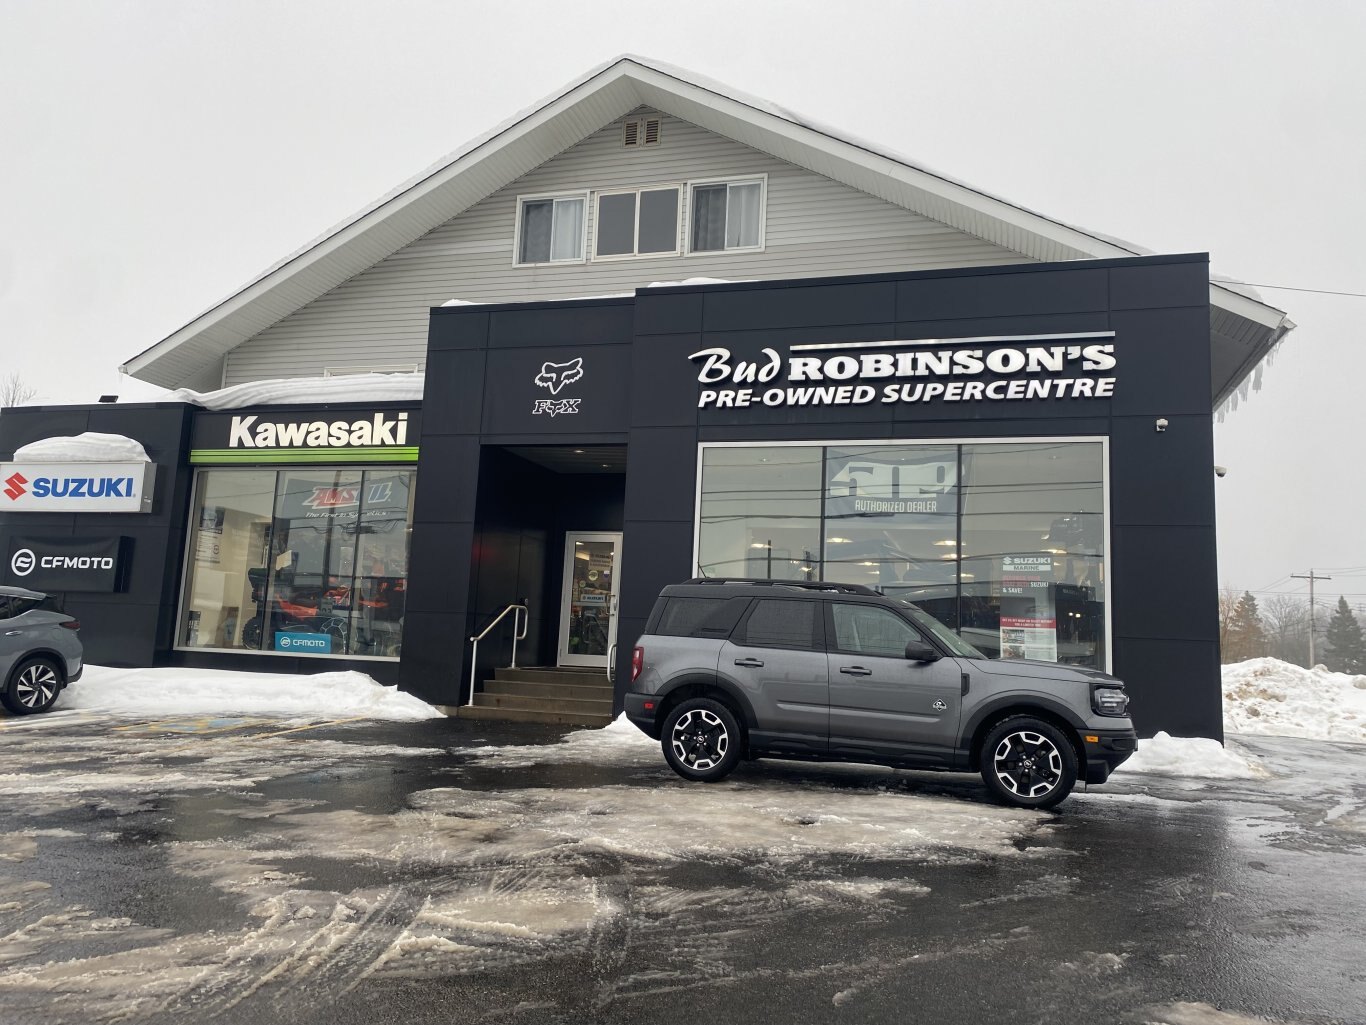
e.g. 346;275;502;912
516;194;587;265
595;187;681;258
689;178;764;253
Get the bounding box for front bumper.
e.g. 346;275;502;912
1082;727;1138;784
623;692;660;739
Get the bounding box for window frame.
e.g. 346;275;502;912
591;184;683;261
825;600;928;659
684;174;768;256
512;190;590;268
172;465;415;662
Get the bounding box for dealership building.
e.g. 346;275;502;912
0;58;1292;739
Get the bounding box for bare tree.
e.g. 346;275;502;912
1262;593;1312;666
1218;587;1240;661
0;373;37;408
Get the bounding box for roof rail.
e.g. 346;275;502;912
681;578;881;596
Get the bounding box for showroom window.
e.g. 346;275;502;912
178;467;414;659
595;187;681;258
689;178;765;252
516;193;587;264
696;441;1107;669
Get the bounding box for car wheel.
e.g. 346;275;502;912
980;715;1078;810
661;697;742;783
2;657;64;716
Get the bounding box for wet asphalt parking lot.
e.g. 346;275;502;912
0;710;1363;1025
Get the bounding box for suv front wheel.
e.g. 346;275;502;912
980;715;1078;810
661;698;742;783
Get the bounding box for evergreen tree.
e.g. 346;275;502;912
1324;597;1366;674
1225;591;1267;663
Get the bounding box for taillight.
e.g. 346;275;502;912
631;646;644;683
60;619;80;631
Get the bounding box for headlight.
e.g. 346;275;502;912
1091;686;1129;717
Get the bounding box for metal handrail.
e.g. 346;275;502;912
606;642;617;681
468;603;528;707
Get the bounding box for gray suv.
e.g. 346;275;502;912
0;586;83;715
625;579;1136;809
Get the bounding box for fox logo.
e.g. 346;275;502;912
534;358;584;396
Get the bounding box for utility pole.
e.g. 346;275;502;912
1291;569;1332;666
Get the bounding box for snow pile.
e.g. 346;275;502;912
13;432;149;463
470;714;659;767
62;665;442;720
164;373;424;410
1115;731;1261;779
645;276;750;288
1223;657;1366;741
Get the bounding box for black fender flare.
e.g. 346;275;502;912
655;673;759;730
963;695;1087;759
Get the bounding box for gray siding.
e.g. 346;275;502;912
225;110;1030;384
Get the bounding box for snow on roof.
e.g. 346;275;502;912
13;432;150;463
166;373;425;410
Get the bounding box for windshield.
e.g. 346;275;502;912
897;600;985;659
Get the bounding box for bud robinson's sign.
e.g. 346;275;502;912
689;331;1118;409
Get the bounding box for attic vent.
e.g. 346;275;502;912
623;118;661;148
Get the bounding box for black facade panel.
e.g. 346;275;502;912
1111;525;1220;642
410;435;481;523
895;268;1109;321
481;344;631;436
1114;636;1224;741
422;349;489;436
633;290;704;337
428;309;490;351
1107;307;1212;417
1109;262;1209;311
404;521;474;614
63;597;160;666
0;409;94;456
628;334;705;428
487;301;634;348
623;428;698;522
400;611;467;705
616;519;694;635
701;281;897;331
1109;414;1216;526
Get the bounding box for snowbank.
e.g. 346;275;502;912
469;713;658;767
62;665;442;720
1223;658;1366;742
13;432;149;463
164;373;425;410
1114;731;1261;779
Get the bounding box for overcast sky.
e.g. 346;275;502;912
1;0;1362;602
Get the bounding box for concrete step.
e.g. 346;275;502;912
493;667;614;687
455;704;613;727
473;692;612;716
483;679;615;701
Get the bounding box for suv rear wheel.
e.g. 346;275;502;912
2;657;63;716
980;715;1078;809
661;697;742;783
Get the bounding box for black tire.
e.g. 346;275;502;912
241;617;263;649
661;697;743;783
979;715;1078;810
2;657;64;716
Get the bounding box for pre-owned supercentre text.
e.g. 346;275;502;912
689;341;1118;409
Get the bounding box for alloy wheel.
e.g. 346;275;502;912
992;730;1063;799
16;663;58;709
670;708;729;771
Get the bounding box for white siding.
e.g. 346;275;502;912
225;110;1030;384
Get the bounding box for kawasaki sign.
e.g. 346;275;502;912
0;462;155;512
189;406;421;464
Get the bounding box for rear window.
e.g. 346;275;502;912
738;599;818;650
655;596;748;638
5;595;61;617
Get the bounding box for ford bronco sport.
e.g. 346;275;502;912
625;579;1136;809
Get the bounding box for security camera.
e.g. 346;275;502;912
1214;465;1228;478
1155;418;1169;432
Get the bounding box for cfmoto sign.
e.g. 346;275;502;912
3;537;129;592
10;548;35;577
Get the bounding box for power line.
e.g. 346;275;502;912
1219;280;1366;299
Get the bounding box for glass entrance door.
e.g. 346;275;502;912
558;531;623;668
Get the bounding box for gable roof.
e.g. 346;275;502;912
122;55;1292;408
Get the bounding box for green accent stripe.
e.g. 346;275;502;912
190;447;419;465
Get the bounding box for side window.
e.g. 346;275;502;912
739;599;817;650
0;597;10;620
832;603;922;658
656;596;747;638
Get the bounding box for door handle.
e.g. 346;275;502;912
734;657;765;668
3;630;20;636
840;666;873;676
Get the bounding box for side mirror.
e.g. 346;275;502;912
905;639;941;662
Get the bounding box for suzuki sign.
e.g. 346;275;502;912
0;462;155;512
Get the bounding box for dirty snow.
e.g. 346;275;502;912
1115;731;1262;780
1223;658;1366;742
163;373;424;410
468;713;657;767
62;665;442;720
12;432;149;463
